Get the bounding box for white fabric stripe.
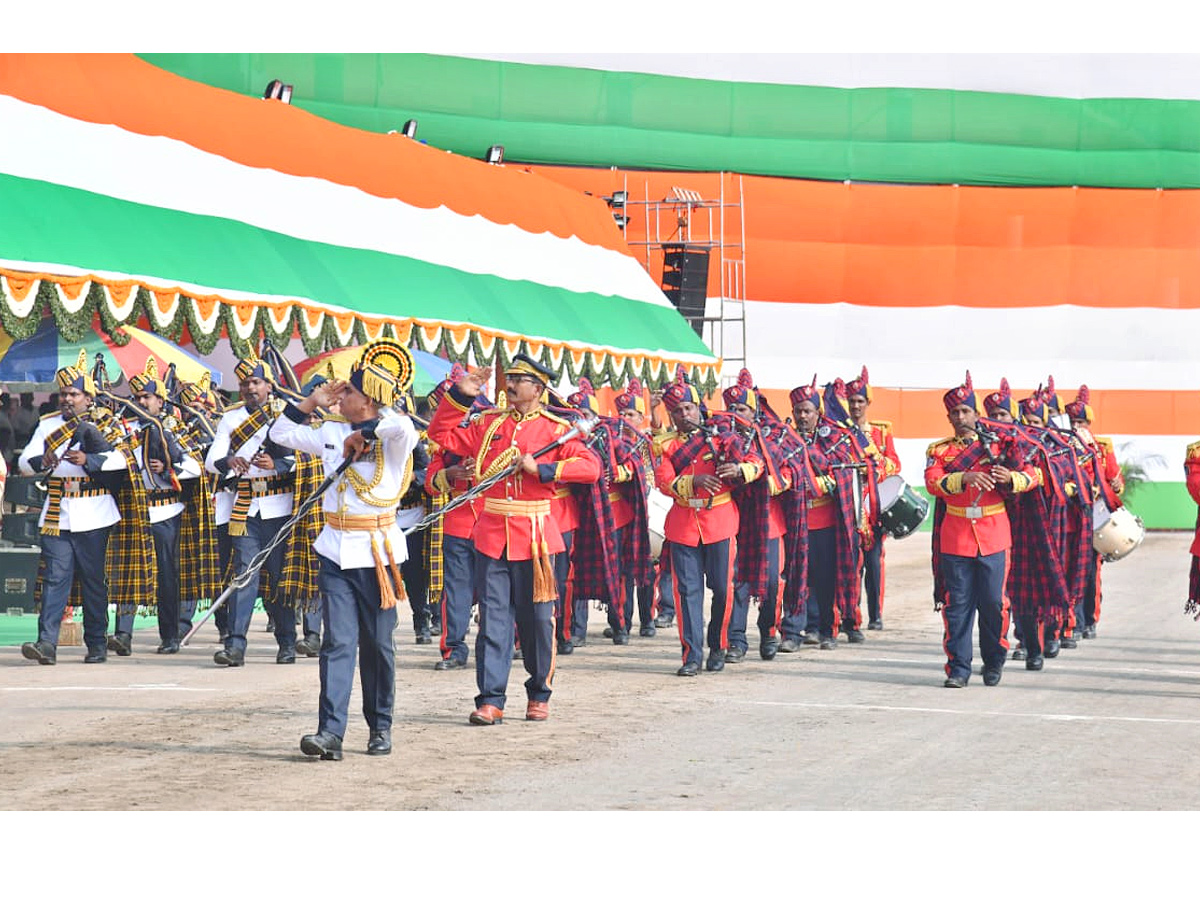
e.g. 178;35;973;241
893;435;1189;486
741;300;1200;393
458;53;1200;101
0;95;672;309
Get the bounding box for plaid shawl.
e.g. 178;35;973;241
1006;487;1070;619
779;430;824;622
109;439;157;617
425;490;446;599
812;424;866;629
611;424;654;589
1188;531;1200;617
180;471;221;611
570;424;622;608
272;450;324;613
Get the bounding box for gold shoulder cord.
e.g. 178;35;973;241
341;441;405;509
475;409;520;482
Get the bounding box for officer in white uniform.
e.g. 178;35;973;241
18;352;128;665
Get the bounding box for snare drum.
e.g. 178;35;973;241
647;488;671;559
876;475;930;540
1092;502;1145;562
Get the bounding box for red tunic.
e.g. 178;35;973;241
864;420;902;477
428;388;601;561
654;430;762;546
925;435;1042;557
425;442;479;540
1186;440;1200;556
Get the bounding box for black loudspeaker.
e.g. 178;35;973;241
661;244;710;336
3;476;46;509
2;513;42;547
0;547;41;612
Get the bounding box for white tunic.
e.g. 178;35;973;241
270;408;419;570
136;420;202;524
205;404;294;524
17;413;127;533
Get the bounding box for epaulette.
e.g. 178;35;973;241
869;420;893;434
222;400;246;412
1095;435;1114;451
39;411;59;421
926;437;953;456
539;408;573;428
1188;439;1200;459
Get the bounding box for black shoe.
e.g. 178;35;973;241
819;637;837;650
760;640;779;661
214;647;245;667
726;646;747;664
266;620;275;633
802;632;820;646
943;675;967;688
654;614;674;628
434;656;467;670
868;619;883;631
21;640;56;665
639;624;657;638
676;661;701;677
1026;656;1045;671
107;632;132;657
602;626;614;638
846;629;865;644
982;667;1003;687
367;729;392;756
705;649;726;672
300;732;343;761
1011;644;1027;661
1045;639;1061;658
556;640;573;655
612;631;630;645
415;630;432;645
84;646;107;664
778;638;801;653
1081;624;1097;639
296;634;321;657
570;635;586;648
277;646;296;664
157;639;181;655
1060;636;1078;650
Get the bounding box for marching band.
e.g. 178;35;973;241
9;345;1173;758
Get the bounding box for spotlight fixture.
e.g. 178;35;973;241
612;213;630;231
402;118;418;138
485;144;505;165
263;79;294;104
609;190;627;208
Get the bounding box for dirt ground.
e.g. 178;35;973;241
3;531;1200;813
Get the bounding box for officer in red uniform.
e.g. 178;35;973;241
925;372;1041;688
845;366;901;631
1065;384;1124;640
655;370;762;676
426;354;601;725
1186;439;1200;620
424;365;481;671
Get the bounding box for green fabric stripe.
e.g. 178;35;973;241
139;53;1200;189
0;172;710;358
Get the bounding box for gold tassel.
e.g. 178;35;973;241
531;518;557;602
372;535;397;609
383;533;408;603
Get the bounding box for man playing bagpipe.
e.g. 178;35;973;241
269;339;420;760
1186;437;1200;625
1066;384;1123;640
562;379;653;647
614;378;660;638
722;368;792;662
845;366;902;631
18;351;131;664
107;356;204;656
925;372;1041;687
204;350;299;667
424;364;481;671
426;354;601;725
654;368;763;676
647;386;679;629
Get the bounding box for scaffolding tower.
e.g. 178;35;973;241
615;173;747;386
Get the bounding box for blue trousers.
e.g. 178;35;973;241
940;550;1010;680
730;535;781;651
226;514;295;653
475;550;556;710
669;538;733;667
37;527;112;651
781;527;836;640
553;529;575;644
316;556;397;739
438;533;475;663
605;525;654;634
656;554;676;620
116;515;181;643
402;528;430;633
860;525;885;624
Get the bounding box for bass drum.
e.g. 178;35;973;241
876;474;930;540
1092;501;1145;562
647;488;671;560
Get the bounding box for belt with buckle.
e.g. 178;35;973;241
946;502;1006;520
675;492;732;510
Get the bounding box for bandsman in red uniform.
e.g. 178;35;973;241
925;371;1041;688
426;354;601;725
845;366;900;631
655;369;763;675
1186;439;1200;622
614;378;659;637
1065;384;1124;640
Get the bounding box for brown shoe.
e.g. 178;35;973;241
525;700;550;722
469;704;505;726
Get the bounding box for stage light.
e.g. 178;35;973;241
485;145;505;165
263;80;294;104
402;119;418;138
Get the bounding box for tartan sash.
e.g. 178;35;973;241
571;427;622;607
109;441;156;617
272;451;323;613
39;410;121;537
226;404;275;537
180;471;221;611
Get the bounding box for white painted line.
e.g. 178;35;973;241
2;684;218;693
835;656;1200;679
739;699;1200;727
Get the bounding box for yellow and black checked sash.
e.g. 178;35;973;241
226;404;275;537
110;441;157;617
271;451;324;613
180;469;221;613
426;491;447;600
39;409;124;537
